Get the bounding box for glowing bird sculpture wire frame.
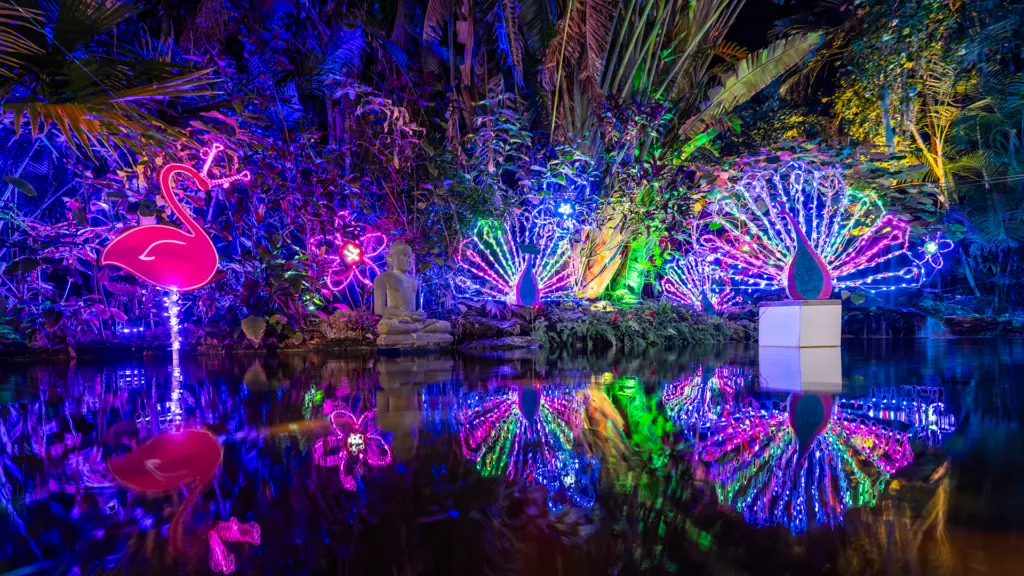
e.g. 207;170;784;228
698;161;943;295
697;393;916;533
454;219;579;305
457;382;595;509
661;253;743;313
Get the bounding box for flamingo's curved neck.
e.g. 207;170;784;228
159;165;208;238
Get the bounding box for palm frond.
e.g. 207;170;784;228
4;68;218;154
0;2;44;78
680;32;823;137
541;0;587;92
519;0;554;54
491;0;526;86
583;0;615;87
713;41;749;63
51;0;143;54
316;27;366;85
422;0;458;74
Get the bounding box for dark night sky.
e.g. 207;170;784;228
725;0;810;49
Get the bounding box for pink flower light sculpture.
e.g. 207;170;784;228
209;517;261;574
698;161;938;295
313;409;392;490
308;211;388;292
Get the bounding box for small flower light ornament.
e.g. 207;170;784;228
313;408;392;490
309;211;388;292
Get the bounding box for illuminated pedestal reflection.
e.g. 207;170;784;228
759;346;842;393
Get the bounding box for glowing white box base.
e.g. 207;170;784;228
758;346;843;393
758;299;842;348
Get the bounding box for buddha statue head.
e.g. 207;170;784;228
386;241;413;274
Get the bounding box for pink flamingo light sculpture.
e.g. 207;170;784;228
99;144;249;291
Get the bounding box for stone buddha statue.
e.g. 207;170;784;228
373;242;453;347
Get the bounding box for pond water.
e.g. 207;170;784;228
1;340;1022;575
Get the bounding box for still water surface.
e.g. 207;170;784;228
1;340;1022;575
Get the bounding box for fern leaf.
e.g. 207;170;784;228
492;0;525;86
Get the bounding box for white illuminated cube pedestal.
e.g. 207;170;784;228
758;299;843;393
758;299;842;347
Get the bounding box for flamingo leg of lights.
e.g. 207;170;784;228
209;518;261;574
458;384;594;509
455;219;579;305
313;409;392;490
164;290;184;431
697;393;914;533
699;161;946;295
661;254;742;313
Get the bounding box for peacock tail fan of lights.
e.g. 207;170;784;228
307;211;388;301
457;383;588;486
662;365;751;434
698;160;943;295
661;254;743;313
837;386;957;447
454;218;580;305
698;394;914;533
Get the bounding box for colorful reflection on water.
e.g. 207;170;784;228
1;340;1022;574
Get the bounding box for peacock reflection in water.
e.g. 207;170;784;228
663;365;752;437
457;382;596;511
692;383;956;534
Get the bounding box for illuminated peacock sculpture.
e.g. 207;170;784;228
662;364;752;434
697;393;917;533
457;382;596;510
454;218;579;305
697;161;944;299
661;253;743;313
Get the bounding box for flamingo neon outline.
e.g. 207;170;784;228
99;144;250;291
